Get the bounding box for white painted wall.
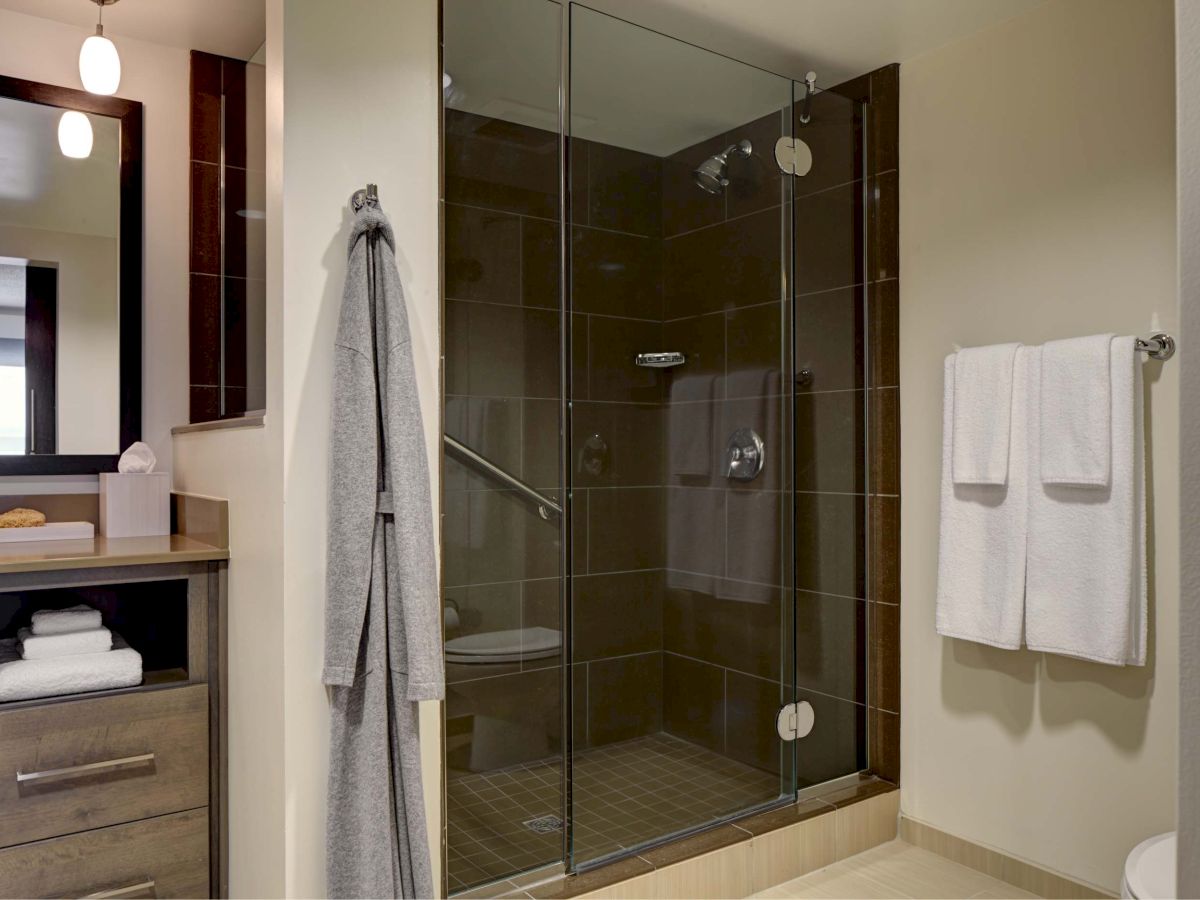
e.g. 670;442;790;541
279;1;442;895
899;0;1178;892
1175;1;1200;893
0;8;189;471
0;226;119;454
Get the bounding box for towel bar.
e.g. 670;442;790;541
1135;332;1175;361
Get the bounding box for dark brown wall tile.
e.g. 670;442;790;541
795;180;863;295
223;276;247;387
869;495;899;606
869;280;899;388
190;161;220;275
662;132;728;238
868;172;899;282
663;313;725;397
795;390;865;494
663;584;783;680
588;487;664;573
467;489;560;583
445;396;523;492
869;65;899;175
870;387;899;496
726;670;784;774
869;601;899;714
572;226;662;319
588;652;662;744
522;216;561;309
573;571;663;661
444;300;470;395
664;207;782;318
189;386;218;423
796;592;866;703
868;707;900;784
796;691;865;788
662;652;723;752
189;274;220;386
445;204;521;304
522;398;561;492
223;164;247;278
795;492;866;599
726;111;786;221
466;303;560;398
587;316;664;403
793;90;861;198
445;110;560;219
796;286;865;394
447;666;562;767
572;402;663;487
189;51;221;165
726;302;783;397
221;57;247;169
587;143;663;237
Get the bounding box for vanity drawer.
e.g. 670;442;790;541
0;807;208;899
0;684;209;848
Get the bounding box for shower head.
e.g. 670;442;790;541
692;139;752;194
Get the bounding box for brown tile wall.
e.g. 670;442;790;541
188;51;250;423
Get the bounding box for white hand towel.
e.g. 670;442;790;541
1026;336;1146;665
0;636;142;702
935;349;1029;649
18;626;112;660
1040;333;1115;486
30;604;102;636
952;342;1021;484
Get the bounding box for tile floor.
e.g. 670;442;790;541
752;839;1040;899
448;732;781;893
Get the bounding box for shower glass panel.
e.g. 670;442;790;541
567;5;798;868
441;1;565;893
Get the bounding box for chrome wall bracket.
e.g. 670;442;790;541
776;701;815;742
775;136;813;177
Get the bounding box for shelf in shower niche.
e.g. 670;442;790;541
635;352;686;368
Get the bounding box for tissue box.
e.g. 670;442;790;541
99;472;170;538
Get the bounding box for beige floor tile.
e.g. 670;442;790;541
970;890;1041;899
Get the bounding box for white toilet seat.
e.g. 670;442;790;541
1121;831;1175;899
445;626;561;665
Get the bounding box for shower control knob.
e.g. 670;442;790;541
724;428;765;481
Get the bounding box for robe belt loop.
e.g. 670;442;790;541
376;491;394;515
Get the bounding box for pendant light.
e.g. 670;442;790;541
58;111;94;158
79;0;121;96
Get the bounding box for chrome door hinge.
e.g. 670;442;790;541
776;701;816;742
774;136;813;177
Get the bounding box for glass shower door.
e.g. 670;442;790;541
567;5;797;867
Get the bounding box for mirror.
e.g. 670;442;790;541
0;77;142;473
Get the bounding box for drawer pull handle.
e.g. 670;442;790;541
84;879;156;898
15;752;155;784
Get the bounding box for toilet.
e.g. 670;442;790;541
445;626;561;665
1121;832;1176;899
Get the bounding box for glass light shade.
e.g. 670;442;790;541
79;32;121;95
58;111;94;159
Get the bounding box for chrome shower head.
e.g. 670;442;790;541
692;139;752;194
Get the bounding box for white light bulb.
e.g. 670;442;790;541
79;30;121;95
58;110;94;159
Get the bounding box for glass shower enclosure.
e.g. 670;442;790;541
442;2;866;892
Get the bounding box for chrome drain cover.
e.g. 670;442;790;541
523;815;564;835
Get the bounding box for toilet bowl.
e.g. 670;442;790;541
1121;832;1175;899
445;626;561;665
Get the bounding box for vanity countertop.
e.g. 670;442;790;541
0;533;228;574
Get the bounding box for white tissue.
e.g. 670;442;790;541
117;441;156;474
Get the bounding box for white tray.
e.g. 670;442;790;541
0;521;95;544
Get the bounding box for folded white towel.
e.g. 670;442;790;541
0;636;142;702
936;349;1030;649
1026;336;1146;665
18;626;112;660
952;342;1021;484
30;604;102;636
1040;333;1115;486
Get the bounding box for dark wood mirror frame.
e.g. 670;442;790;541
0;75;142;475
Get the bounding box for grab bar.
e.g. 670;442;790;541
444;435;562;521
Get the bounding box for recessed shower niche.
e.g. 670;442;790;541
441;1;882;891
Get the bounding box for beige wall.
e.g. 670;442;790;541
0;9;189;471
279;0;442;895
899;0;1178;892
1176;0;1200;891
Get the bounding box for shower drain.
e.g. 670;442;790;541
523;815;564;835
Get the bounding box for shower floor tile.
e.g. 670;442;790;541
447;732;781;894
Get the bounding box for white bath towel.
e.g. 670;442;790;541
30;604;102;636
1026;336;1146;665
0;636;142;702
18;626;112;660
952;342;1022;485
935;349;1030;649
1040;333;1115;486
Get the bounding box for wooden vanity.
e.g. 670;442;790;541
0;494;229;899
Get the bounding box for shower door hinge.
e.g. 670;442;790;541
774;136;813;177
776;701;816;742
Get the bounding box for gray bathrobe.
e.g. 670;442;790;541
324;200;444;899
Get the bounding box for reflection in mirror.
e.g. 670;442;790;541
0;96;120;456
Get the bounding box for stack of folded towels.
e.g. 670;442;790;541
0;604;143;702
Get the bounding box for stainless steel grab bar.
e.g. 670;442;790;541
444;435;562;521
